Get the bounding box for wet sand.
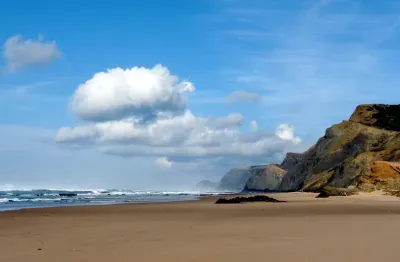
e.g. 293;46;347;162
0;192;399;262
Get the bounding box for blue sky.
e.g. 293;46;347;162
0;0;399;190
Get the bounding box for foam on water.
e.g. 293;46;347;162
0;189;226;211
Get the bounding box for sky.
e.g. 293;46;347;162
1;0;399;190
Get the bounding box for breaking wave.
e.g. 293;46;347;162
0;189;224;211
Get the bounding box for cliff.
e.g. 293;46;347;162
280;104;400;192
218;168;252;192
280;153;302;171
349;104;400;131
244;164;287;192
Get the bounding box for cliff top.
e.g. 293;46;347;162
349;104;400;131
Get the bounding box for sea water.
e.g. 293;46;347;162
0;189;222;211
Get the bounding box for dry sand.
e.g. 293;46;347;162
0;192;399;262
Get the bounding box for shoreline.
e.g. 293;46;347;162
1;192;399;262
0;191;398;215
0;188;239;212
0;195;204;213
0;190;398;213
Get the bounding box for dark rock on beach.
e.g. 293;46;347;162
314;187;357;198
388;190;400;197
59;193;78;197
316;191;330;198
215;195;285;204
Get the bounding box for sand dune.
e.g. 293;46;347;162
0;193;399;262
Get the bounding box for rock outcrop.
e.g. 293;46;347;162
280;104;400;193
244;164;287;192
315;187;357;198
349;104;400;131
368;161;400;191
218;168;252;192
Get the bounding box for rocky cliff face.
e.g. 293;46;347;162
368;161;400;191
218;168;252;192
280;104;400;192
349;104;400;131
280;153;302;171
244;164;287;192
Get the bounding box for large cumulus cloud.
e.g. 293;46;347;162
70;65;195;122
56;65;302;165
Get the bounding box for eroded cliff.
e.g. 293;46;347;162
280;104;400;192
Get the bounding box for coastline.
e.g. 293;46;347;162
0;189;221;212
0;191;398;213
0;192;399;262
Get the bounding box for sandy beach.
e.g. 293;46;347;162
0;193;399;262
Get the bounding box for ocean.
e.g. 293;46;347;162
0;189;223;211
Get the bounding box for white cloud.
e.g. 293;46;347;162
56;109;301;160
3;35;60;72
226;90;261;103
56;65;302;165
70;64;195;122
56;110;244;146
250;120;258;131
156;157;172;168
275;124;301;145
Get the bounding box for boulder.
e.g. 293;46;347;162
315;187;357;198
316;191;330;198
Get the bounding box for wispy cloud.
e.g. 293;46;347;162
0;81;55;95
12;81;56;94
226;90;261;103
212;0;400;134
0;81;65;107
188;90;263;104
